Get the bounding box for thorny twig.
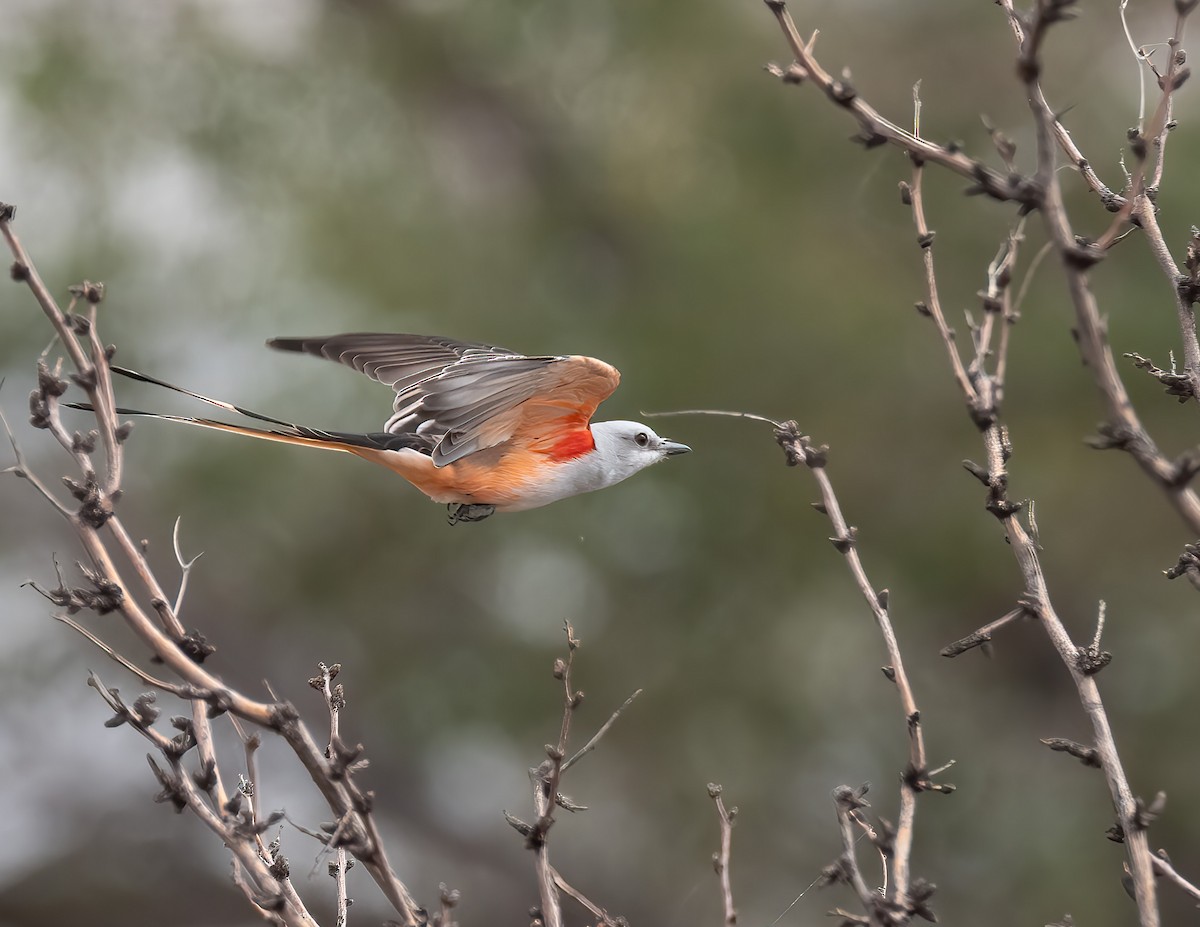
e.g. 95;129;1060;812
709;784;738;926
432;883;461;927
774;423;954;922
1152;851;1200;905
900;117;978;412
562;688;641;772
939;606;1030;658
51;611;209;698
312;663;353;927
504;623;627;927
831;785;882;916
550;868;618;927
172;515;203;618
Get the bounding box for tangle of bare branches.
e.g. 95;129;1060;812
2;201;425;925
756;1;1200;924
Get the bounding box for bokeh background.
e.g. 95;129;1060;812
2;1;1199;925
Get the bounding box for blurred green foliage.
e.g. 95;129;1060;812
2;1;1199;925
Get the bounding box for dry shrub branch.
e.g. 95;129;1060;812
1;202;431;926
753;0;1200;924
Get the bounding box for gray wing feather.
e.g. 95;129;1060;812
269;333;508;387
268;333;564;466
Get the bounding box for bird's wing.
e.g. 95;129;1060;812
268;333;620;466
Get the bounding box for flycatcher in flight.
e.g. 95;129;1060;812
89;332;691;523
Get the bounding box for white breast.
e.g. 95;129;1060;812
495;452;616;511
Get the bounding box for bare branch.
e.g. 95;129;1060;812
1001;0;1128;209
771;422;952;917
508;624;628;927
708;784;738;925
1152;851;1200;905
172;516;203;618
643;408;783;428
433;883;461;927
0;397;75;520
761;3;1038;205
1120;0;1150;130
51;612;207;698
525;626;579;927
939;606;1029;658
1017;10;1200;534
562;688;641;772
1041;737;1102;769
993;11;1192;917
549;868;619;927
900;99;978;410
1;204;93;386
831;785;883;918
315;662;352;927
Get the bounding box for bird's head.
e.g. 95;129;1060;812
591;420;691;481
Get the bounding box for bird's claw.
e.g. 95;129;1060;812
447;503;496;525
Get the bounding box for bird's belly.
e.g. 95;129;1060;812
362;446;591;510
492;455;610;511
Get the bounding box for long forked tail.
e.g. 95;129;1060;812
65;365;419;455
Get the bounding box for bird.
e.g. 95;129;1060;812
87;332;691;523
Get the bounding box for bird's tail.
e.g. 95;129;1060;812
66;365;418;455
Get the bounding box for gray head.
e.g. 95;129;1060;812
589;420;691;484
494;419;690;511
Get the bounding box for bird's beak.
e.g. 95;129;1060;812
661;439;691;456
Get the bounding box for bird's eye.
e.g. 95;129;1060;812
635;432;650;447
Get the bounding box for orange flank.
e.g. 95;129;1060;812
545;428;597;462
354;443;542;507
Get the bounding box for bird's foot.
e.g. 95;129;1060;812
447;503;496;525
